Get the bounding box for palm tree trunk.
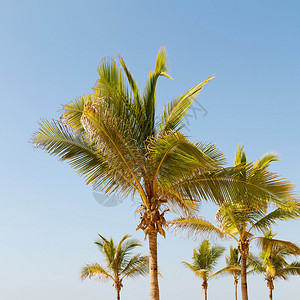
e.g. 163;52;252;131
202;279;208;300
149;232;159;300
240;252;248;300
234;279;238;300
269;286;272;300
267;278;274;300
238;240;249;300
117;289;121;300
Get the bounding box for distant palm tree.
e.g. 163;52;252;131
170;146;300;300
81;234;149;300
182;240;225;300
214;246;241;300
248;230;300;300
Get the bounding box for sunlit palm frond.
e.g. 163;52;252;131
33;120;110;182
212;265;242;278
250;207;300;233
158;188;199;215
280;262;300;276
182;261;197;272
141;48;172;139
80;263;113;281
169;216;226;240
255;230;300;256
247;254;265;274
96;57;131;103
118;54;141;103
159;75;214;132
253;152;279;170
62;96;85;133
149;131;224;192
120;255;149;279
81;105;147;201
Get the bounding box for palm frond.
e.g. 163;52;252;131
211;265;241;278
142;47;172;139
280;262;300;276
255;231;300;256
120;255;149;279
118;53;141;102
149;131;224;192
33;120;109;183
80;263;113;281
81;105;148;202
250;207;300;233
159;75;214;132
169;216;226;240
62;96;85;133
254;153;279;170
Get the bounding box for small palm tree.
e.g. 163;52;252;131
182;240;225;300
171;146;299;300
81;234;149;300
248;230;300;300
214;246;241;300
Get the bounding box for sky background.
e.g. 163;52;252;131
1;1;300;299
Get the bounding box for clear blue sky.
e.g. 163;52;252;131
1;1;300;299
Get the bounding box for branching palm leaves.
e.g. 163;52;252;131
81;234;148;300
182;240;225;300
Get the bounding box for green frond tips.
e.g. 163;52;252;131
234;144;247;166
254;152;279;170
155;47;172;79
159;75;214;132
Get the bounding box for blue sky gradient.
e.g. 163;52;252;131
1;1;300;299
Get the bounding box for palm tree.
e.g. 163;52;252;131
32;48;236;300
170;146;299;300
81;234;149;300
248;230;300;300
182;240;225;300
214;246;241;300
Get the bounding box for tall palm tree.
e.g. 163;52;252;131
81;234;149;300
248;230;300;300
32;50;297;300
170;146;299;300
182;240;225;300
214;246;241;300
31;48;225;300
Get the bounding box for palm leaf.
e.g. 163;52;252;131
169;216;226;240
159;75;214;132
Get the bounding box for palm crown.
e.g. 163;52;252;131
182;240;225;300
81;234;149;300
248;230;300;300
